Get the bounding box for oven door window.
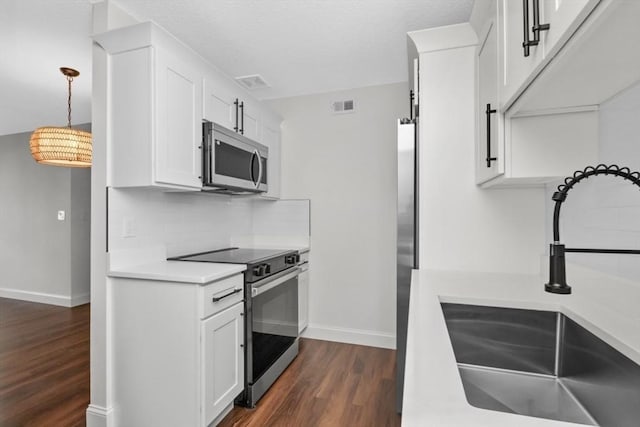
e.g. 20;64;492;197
252;276;298;381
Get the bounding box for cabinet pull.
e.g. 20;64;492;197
531;0;550;43
234;98;239;132
212;288;242;302
522;0;532;56
485;103;497;168
522;0;549;57
239;101;244;135
409;90;414;121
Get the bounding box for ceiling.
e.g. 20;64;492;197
0;0;473;136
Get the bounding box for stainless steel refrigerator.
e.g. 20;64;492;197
396;118;418;412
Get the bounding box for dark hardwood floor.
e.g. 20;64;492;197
220;338;402;427
0;297;90;427
0;299;400;427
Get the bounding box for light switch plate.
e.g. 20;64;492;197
57;210;65;221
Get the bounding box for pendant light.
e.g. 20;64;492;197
29;67;92;168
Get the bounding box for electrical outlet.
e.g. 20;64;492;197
57;210;65;221
122;217;136;238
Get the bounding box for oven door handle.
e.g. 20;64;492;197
251;267;300;298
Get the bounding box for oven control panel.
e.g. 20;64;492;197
245;250;298;283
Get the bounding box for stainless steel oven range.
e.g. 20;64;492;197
169;247;301;407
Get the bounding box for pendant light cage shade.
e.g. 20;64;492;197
30;67;92;168
29;126;92;168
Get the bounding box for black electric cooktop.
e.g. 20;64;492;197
169;247;293;265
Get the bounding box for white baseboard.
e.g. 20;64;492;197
302;323;396;349
86;404;114;427
0;287;88;307
70;292;91;307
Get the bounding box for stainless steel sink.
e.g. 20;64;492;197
441;303;640;427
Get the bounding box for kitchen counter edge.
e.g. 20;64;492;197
108;260;246;284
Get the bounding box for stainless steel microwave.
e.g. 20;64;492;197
202;121;268;194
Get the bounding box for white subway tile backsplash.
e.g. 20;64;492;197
109;188;310;261
547;81;640;281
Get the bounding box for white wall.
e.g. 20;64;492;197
0;127;90;306
545;82;640;282
417;44;546;275
268;82;407;349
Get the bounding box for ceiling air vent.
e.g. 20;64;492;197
331;99;356;114
235;74;270;90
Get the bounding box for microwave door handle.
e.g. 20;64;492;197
207;136;214;184
201;128;208;183
255;149;263;188
249;150;256;185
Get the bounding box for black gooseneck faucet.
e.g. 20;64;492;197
546;164;640;294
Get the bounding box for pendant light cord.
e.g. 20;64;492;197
67;76;73;128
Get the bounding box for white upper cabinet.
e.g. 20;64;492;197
260;112;282;199
476;6;503;185
203;73;237;132
500;0;545;107
96;23;203;190
500;0;600;107
155;48;203;188
472;0;604;187
203;72;262;142
240;97;261;142
95;21;282;193
541;0;600;58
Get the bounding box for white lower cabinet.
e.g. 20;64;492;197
111;273;244;427
202;302;244;426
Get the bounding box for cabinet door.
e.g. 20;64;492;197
155;48;203;188
501;0;544;105
240;98;261;142
476;18;503;184
203;75;237;132
542;0;600;56
298;267;309;334
260;118;281;199
202;302;244;426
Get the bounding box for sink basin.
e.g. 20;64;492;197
441;303;640;427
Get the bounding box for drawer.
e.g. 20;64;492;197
199;274;244;319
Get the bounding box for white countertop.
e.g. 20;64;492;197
109;260;246;284
402;264;640;427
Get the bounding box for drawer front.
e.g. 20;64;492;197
200;274;244;319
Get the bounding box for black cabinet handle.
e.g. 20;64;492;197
522;0;549;57
522;0;532;57
239;101;244;135
409;90;414;121
233;98;239;132
485;103;497;168
212;288;242;302
531;0;550;43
